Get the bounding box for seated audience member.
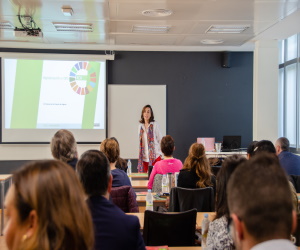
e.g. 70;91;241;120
110;137;128;172
252;140;276;156
100;138;131;187
251;139;299;212
77;150;145;250
50;129;78;170
275;137;300;175
227;153;297;250
246;140;258;159
148;135;183;190
207;155;247;250
4;160;93;250
177;143;216;194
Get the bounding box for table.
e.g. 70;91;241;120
0;175;12;236
136;192;167;212
131;173;148;180
127;212;216;229
132;180;148;192
205;151;247;158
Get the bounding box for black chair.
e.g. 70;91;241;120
289;175;300;193
169;187;215;212
143;208;197;246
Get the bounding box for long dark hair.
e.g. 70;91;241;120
139;104;155;123
215;154;247;220
183;143;212;188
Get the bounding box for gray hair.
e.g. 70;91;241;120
277;137;290;151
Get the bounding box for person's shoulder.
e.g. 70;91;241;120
209;216;226;230
291;152;300;159
179;168;189;175
173;158;183;164
111;168;121;175
151;121;160;127
117;211;140;226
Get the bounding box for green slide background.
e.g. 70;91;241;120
81;62;101;129
10;60;43;128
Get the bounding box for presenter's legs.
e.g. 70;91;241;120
143;161;149;173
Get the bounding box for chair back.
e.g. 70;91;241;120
152;174;163;193
110;185;139;212
169;187;214;212
143;208;197;246
289;175;300;193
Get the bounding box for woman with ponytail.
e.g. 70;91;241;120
177;143;216;194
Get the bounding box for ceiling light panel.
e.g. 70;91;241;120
132;25;171;33
201;39;224;45
142;9;173;17
53;22;93;32
206;25;250;34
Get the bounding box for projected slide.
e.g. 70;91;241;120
4;59;105;130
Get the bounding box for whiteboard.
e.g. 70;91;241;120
108;85;166;159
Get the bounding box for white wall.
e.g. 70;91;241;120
253;40;279;143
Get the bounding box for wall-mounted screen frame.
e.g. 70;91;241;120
1;52;108;143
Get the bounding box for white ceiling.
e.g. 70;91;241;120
0;0;299;51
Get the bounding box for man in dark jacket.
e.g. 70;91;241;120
77;149;145;250
275;137;300;175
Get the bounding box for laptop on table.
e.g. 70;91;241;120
222;136;241;152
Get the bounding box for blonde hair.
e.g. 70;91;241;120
12;160;94;250
100;138;120;163
183;143;212;188
50;129;77;163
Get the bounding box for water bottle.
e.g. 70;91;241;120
201;213;210;249
127;159;132;181
162;174;169;193
146;189;153;211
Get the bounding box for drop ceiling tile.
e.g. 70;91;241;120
112;34;180;45
181;34;253;46
110;20;195;34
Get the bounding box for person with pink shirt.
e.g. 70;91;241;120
148;135;183;189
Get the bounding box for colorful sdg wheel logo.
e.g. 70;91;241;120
69;62;97;95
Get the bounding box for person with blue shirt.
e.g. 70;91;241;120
77;150;145;250
275;137;300;175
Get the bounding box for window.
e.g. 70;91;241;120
279;33;300;152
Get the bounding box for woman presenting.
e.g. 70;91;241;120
138;104;162;173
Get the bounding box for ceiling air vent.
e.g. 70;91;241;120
0;21;14;30
142;9;173;17
206;25;250;34
132;25;171;33
53;22;93;32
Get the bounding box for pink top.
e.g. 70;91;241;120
147;158;183;189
